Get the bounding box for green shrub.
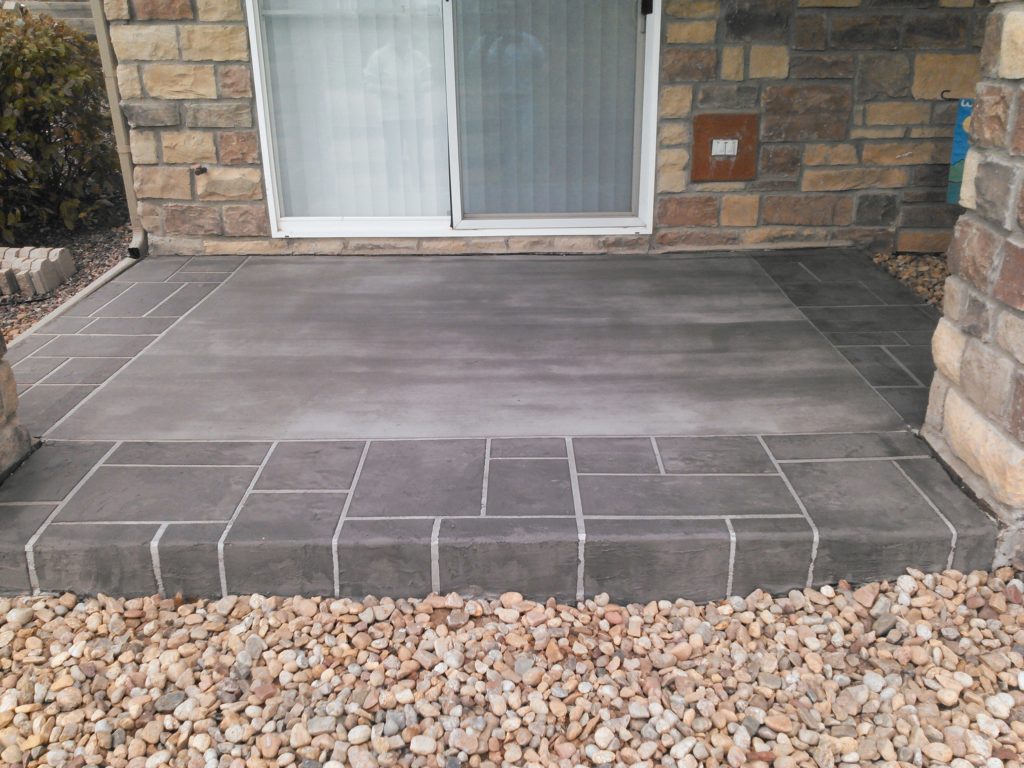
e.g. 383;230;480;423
0;10;122;244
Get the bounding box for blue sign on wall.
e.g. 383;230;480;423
948;98;974;205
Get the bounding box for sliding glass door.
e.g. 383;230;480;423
258;0;451;224
248;0;659;237
448;0;644;227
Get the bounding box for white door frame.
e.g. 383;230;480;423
245;0;661;239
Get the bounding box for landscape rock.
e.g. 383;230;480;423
0;568;1021;767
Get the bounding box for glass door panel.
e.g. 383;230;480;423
449;0;642;222
260;0;450;218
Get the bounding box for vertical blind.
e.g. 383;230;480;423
453;0;640;217
258;0;643;222
261;0;451;218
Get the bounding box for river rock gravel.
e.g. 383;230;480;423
1;567;1022;768
872;252;949;308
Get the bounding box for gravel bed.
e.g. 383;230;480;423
873;252;950;308
1;568;1022;768
1;223;131;344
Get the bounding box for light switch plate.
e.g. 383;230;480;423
711;139;739;157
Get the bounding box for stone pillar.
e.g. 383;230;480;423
924;0;1024;561
0;338;32;478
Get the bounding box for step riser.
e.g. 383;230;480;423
2;519;996;601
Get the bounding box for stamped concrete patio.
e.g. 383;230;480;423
0;250;997;600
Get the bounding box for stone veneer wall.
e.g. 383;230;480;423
0;338;32;478
100;0;987;256
925;0;1024;560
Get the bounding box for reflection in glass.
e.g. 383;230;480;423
261;0;450;217
453;0;639;217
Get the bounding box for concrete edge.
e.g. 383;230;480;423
920;425;1020;566
7;257;138;348
0;436;41;485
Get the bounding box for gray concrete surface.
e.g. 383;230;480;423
0;251;997;601
41;254;906;441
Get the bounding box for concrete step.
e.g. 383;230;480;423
0;432;997;600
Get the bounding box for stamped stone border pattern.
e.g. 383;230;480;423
7;255;244;433
754;250;942;428
0;429;996;600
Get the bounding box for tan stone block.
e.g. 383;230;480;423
664;0;718;18
222;204;271;236
865;102;932;126
217;64;252;98
802;168;908;191
659;85;693;118
197;0;244;21
129;129;159;165
666;21;717;44
138;201;162;233
164;204;222;236
720;45;744;81
804;144;858;165
849;127;906;140
943;388;1024;508
942;276;990;336
505;236;601;253
134;166;192;200
201;238;289;255
117;64;142;99
149;235;205;256
143;64;217;99
293;239;357;255
418;238;509;254
912;53;981;100
132;0;192;20
0;417;31;478
862;141;950;165
996;312;1024;366
933;318;968;385
896;229;953;254
962;339;1015;418
104;0;130;20
748;46;789;79
180;25;250;62
218;131;260;164
184;102;252;128
659;122;689;147
960;148;980;209
162;131;218;164
939;0;974;6
925;372;950;434
910;127;955;138
720;195;759;227
196;167;263;201
110;25;179;61
0;361;18;417
998;10;1024;79
342;238;420;253
657;148;690;193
